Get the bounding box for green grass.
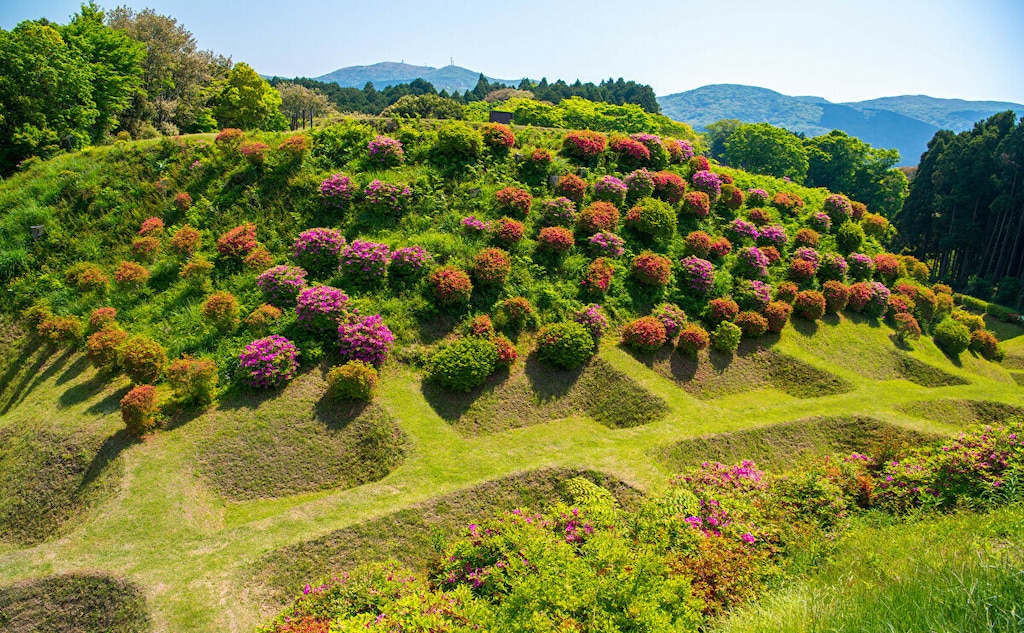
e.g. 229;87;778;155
0;572;150;633
657;416;934;473
715;504;1024;633
897;398;1024;426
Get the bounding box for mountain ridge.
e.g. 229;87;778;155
314;61;520;92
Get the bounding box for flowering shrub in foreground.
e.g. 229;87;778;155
37;315;83;346
822;281;851;313
848;281;890;319
708;298;739;325
296;286;349;335
114;261;149;289
554;174;587;204
609;136;650;168
561;130;607;162
87;327;128;371
894;312;923;342
539;197;577;227
216;223;258;258
87;307;117;333
574;304;609;339
472;248;511;285
652;171;686;204
654;303;687;339
764;301;793;333
537;227;575;254
669;138;695;163
340;240;390;282
685;231;712;258
621;316;667;353
735;311;769;337
536;321;595;369
682;191;711;218
238;336;299;389
592;175;627;206
430;337;498;391
481;123;515;151
117;335;167;384
170;225;201;257
679;256;715;296
389;246;433;278
794;290;826;321
257;265;308;307
293;228;345;277
327;361;378;401
429;266;473;304
121;385;158;436
691;170;722;198
319;173;355;207
631;251;671;286
166;356;218;405
338;314;395;367
677;323;710;356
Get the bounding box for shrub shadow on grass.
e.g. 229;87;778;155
55;354;90;387
791;317;819;337
421;366;510;422
314;397;371;431
76;428;135;494
889;333;915;352
524;353;584;401
57;372;109;408
85;385;131;416
0;343;59;416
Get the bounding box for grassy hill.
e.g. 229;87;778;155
0;120;1021;632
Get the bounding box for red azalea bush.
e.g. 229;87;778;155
873;253;901;282
788;258;817;284
492;334;518;366
278;135;309;158
429;266;473;304
582;257;615;294
494;186;532;218
202;291;241;332
86;326;128;371
609;135;650;167
689;155;710;171
708;297;739;324
682;191;711;218
794;290;826;321
652;171;687;205
170;225;202;257
894;312;922;341
138;216;164;236
245;303;282;335
969;329;1000;360
774;281;798;303
166;356;218;405
174;192;193;211
216;223;258;258
554;174;588;204
631;251;671;286
794;228;820;247
481;123;515;151
770;191;804;213
121;384;159;436
132;237;161;262
472;248;512;285
577;202;620;234
468;314;494;337
491;217;525;246
65;263;109;293
709;237;732;259
676;323;710;356
735;311;769;337
822;280;851;313
87;307;117;332
114;261;150;288
117;335;167;384
215;127;244;147
764;301;793;333
244;247;273;270
537;226;575;254
561;130;607;162
621;316;667;353
239;141;270;165
685;231;712;258
747;208;771;225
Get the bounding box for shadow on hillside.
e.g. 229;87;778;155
55;354;90;387
0;338;46;414
0;345;70;416
791;317;819;337
75;428;136;494
415;312;457;344
889;333;914;352
161;401;210;432
421;366;510;421
215;366;320;412
315;397;370;431
58;372;109;408
524;353;584;401
86;385;131;416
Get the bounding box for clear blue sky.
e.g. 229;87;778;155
3;0;1022;104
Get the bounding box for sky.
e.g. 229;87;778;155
2;0;1023;104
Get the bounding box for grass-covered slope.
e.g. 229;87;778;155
0;573;149;633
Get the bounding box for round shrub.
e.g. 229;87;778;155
734;279;773;312
718;183;744;210
808;212;831;234
338;314;395;367
467;314;494;337
746;188;769;206
679;256;715;296
684;231;712;258
711;236;732;258
774;281;799;304
933;317;970;356
747;207;771;225
561;130;607;163
430;337;498;391
577;202;620;234
764;301;793;333
770;191;804;214
174;192;192;211
554;174;587;204
293;228;345;278
170;225;202;257
240;141;270;164
690;170;722;198
495;186;532;218
87;327;127;371
710;321;742;354
631;251;672;286
592;175;628;206
952;309;985;332
491;217;525;246
874;253;901;282
574;304;609;339
537;226;575;254
496;296;534;331
652;171;686;205
822;281;851;313
621;316;667;353
340;240;391;283
238;335;299;389
493;334;518;367
114;261;149;289
668;139;695;164
969;329;1000;360
681;191;711;218
202;291;240;332
117;335;167;384
794;228;820;248
296;285;349;335
320;173;356;207
245;303;282;335
689;155;710;171
631;133;669;169
472;248;511;285
582;257;614;294
836;221;865;253
847;253;875;281
326;360;379;401
138;216;164;236
363;180;412;217
587;231;625;257
624;197;676;241
87;307;117;333
726;218;759;244
216;223;258;258
37;315;84;346
863;214;891;238
539;197;577;227
708;297;740;325
823;194;853;225
536;321;595;369
434;123;483;163
429;266;473;304
481;123;515;152
788;258;817;284
389;246;433;279
609;136;650;169
794;290;826;321
848;282;891;319
367;135;404;167
178;258;213;290
735;311;769;337
676;323;710;357
894;313;923;342
121;385;158;436
734;246;769;279
654;303;687;339
818;253;848;282
257;265;308;307
757;224;787;249
625;168;656;200
244;247;273;271
166;356;218;405
65;262;109;293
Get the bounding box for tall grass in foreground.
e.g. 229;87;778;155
717;505;1024;633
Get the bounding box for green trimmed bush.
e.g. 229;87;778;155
326;360;379;401
117;335;167;384
536;321;595;369
710;321;742;353
933;317;970;356
430;337;498;392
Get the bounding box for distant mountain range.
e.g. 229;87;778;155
314;62;519;92
657;85;1024;166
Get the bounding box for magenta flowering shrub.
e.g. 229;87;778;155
726;218;759;243
592;175;628;206
817;253;848;282
734;279;773;312
338;314;395;367
539;197;577;227
793;247;821;270
652;171;687;205
363;179;412;216
679;256;715;295
295;285;349;335
574;303;609;339
587;231;625;257
669;139;695;163
654;303;687;338
340;240;391;282
848;281;890;318
746;188;769;206
320;173;356;207
293;228;345;277
256;265;308;307
624;168;655;200
734;247;769;279
630;133;668;168
808;212;832;233
847;253;875;281
238;335;299;389
367;135;404;167
756;224;787;248
691;170;722;198
461;215;491;234
823;194;853;225
389;246;433;278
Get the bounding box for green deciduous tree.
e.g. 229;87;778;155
212;62;288;131
725;122;809;181
803;129;908;217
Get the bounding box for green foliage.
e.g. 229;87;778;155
535;321;595;369
804;129;908;218
382;94;464;119
311;119;375;167
725;123;808;181
626;197;676;241
429;337;498;392
432;122;483;164
710;321;742;353
326;360;379;401
932;317;971;355
117;334;167;383
835;220;865;253
213;62;288;131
